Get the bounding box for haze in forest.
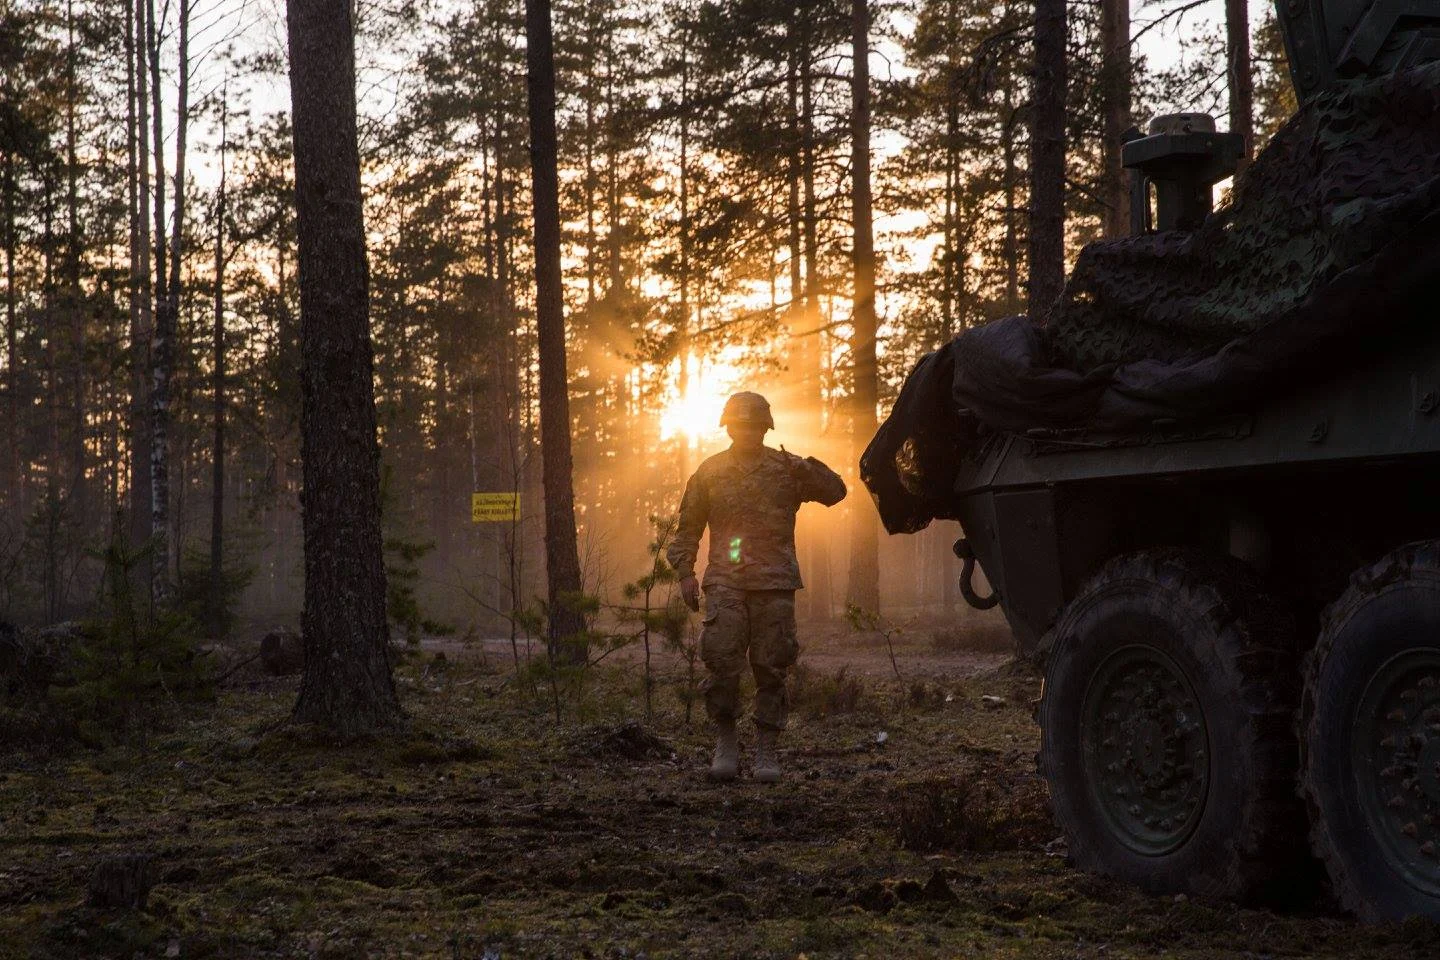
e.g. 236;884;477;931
0;0;1293;639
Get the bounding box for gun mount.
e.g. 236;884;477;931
1124;113;1244;233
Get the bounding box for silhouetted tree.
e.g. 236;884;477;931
286;0;402;733
525;0;587;658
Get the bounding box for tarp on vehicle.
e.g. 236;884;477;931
862;63;1440;535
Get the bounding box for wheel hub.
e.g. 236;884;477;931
1082;645;1210;855
1359;649;1440;894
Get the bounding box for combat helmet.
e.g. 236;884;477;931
719;391;774;430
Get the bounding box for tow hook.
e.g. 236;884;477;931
953;538;1000;610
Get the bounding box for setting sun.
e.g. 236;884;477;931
657;353;752;442
658;387;727;442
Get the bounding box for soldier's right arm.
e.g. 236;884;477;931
666;471;709;579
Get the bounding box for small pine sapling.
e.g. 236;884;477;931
57;523;212;747
610;515;687;721
846;602;904;681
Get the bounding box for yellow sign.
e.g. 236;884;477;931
471;492;520;522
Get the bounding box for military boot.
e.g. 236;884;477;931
709;720;739;781
754;728;781;783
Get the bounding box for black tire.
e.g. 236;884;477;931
1039;549;1303;900
1302;541;1440;921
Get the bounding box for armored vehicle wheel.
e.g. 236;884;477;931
1039;550;1301;899
1302;541;1440;921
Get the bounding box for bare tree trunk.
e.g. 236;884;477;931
209;94;227;638
1100;0;1131;237
677;31;690;403
583;7;597;309
3;144;17;515
1002;106;1020;314
942;98;957;339
846;0;878;613
785;47;819;620
603;22;621;297
1226;0;1253;168
150;0;191;596
796;3;833;621
42;172;60;619
146;0;173;600
525;0;588;659
286;0;402;733
1027;0;1067;316
130;0;154;569
65;0;86;519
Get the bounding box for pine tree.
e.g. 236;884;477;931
525;0;587;659
286;0;402;734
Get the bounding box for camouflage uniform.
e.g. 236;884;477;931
667;445;847;730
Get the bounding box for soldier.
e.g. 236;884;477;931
667;391;847;783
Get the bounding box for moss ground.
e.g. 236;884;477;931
2;629;1437;959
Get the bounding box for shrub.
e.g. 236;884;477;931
930;620;1015;655
789;663;867;718
891;763;1052;853
48;534;213;747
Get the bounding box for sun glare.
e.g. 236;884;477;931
658;357;749;443
659;389;726;442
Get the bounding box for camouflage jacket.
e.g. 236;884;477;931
667;445;847;591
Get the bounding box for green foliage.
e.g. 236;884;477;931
50;534;213;747
380;466;452;645
385;534;452;645
513;517;695;723
846;602;904;681
172;545;255;639
607;515;688;722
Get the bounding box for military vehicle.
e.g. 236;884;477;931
863;0;1440;921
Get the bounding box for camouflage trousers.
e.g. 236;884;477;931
700;585;799;731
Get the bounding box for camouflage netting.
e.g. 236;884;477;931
1046;60;1440;370
863;63;1440;534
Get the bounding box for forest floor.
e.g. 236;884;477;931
3;621;1440;959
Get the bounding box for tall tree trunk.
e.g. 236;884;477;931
209;94;227;639
1027;0;1067;316
130;0;154;567
942;99;957;339
146;0;172;600
1002;89;1020;314
65;0;85;519
525;0;587;658
1099;0;1131;237
1226;0;1253;169
677;30;695;474
150;0;191;595
583;9;597;309
796;3;833;621
3;146;17;515
286;0;402;733
677;31;690;399
603;22;621;297
846;0;878;613
42;173;60;619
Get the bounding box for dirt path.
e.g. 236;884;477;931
433;614;1014;682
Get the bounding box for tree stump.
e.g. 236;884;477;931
87;853;154;910
259;628;303;676
1;622;81;697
